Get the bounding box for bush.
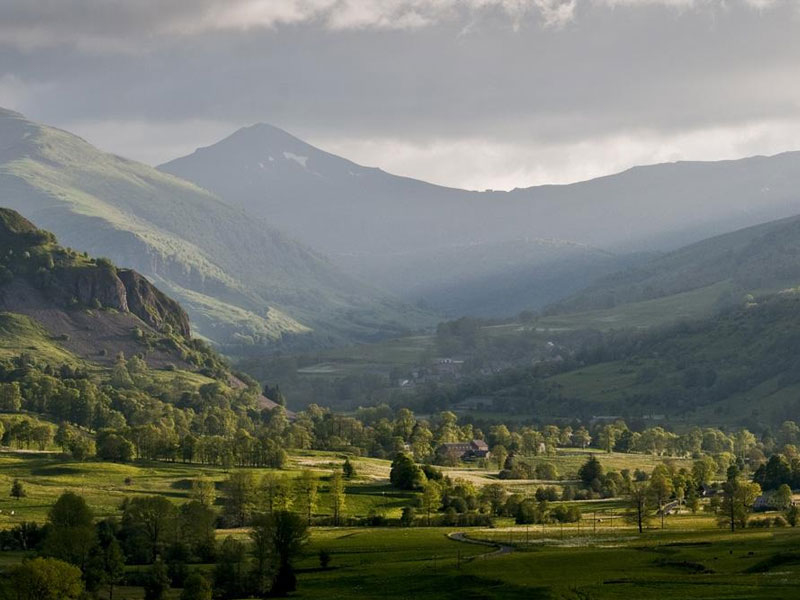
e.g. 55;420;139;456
534;486;559;502
551;504;582;523
786;505;800;527
421;464;443;481
366;509;387;527
534;462;559;480
749;518;772;528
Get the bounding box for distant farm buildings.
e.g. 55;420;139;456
438;439;490;461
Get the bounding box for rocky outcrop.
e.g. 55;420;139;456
57;265;130;311
49;266;191;337
0;207;191;338
118;269;191;337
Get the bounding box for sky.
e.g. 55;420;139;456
1;0;799;190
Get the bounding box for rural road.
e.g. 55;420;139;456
447;532;514;559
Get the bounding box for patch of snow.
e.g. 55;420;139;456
283;151;308;168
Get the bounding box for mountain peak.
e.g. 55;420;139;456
215;121;313;154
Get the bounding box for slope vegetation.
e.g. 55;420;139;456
0;207;231;377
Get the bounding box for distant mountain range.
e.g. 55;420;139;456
160;123;800;316
0;108;433;351
5;107;800;353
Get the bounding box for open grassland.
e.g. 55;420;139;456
442;449;693;491
0;452;796;598
0;449;693;527
0;451;403;527
461;524;800;599
0;312;78;364
0;448;700;527
292;520;800;599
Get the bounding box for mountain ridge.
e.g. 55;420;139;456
160;123;800;317
0;108;434;350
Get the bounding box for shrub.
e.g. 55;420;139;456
749;518;772;528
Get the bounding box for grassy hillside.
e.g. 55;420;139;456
0;207;220;368
0;108;433;350
551;213;800;317
0;208;268;443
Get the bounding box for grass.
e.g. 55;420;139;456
0;451;798;598
0;451;405;527
287;514;800;599
0;312;78;364
537;281;732;332
462;525;800;599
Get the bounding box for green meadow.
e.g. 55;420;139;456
0;450;796;598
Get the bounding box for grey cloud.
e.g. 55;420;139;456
0;0;798;188
0;0;790;50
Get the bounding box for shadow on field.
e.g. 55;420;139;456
31;466;81;476
307;572;548;599
744;552;800;573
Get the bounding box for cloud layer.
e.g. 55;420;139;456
1;0;798;189
0;0;790;50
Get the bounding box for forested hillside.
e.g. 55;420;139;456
406;291;800;427
0;208;293;462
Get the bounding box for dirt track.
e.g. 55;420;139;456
447;531;514;559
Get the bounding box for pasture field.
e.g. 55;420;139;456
0;451;404;527
292;517;800;599
442;449;694;491
534;281;732;333
0;449;689;528
0;451;794;599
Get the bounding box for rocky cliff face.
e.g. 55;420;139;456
117;269;191;337
0;207;191;338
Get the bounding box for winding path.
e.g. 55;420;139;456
447;531;514;560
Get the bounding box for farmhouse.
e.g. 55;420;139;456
438;439;490;461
